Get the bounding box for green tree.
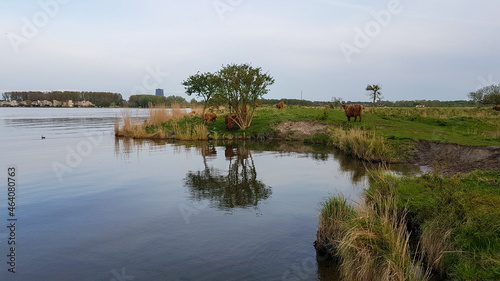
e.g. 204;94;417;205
366;84;382;107
331;97;343;108
165;95;187;106
469;83;500;105
467;91;484;105
128;95;167;107
217;63;274;132
182;72;220;118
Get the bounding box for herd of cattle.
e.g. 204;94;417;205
201;103;499;130
202;111;239;130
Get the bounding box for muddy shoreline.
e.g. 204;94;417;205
411;140;500;173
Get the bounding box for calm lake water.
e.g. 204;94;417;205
0;108;419;281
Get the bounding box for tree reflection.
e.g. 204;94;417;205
184;144;272;211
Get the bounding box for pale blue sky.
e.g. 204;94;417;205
1;0;499;102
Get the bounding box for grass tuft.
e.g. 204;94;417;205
328;127;394;162
317;192;429;281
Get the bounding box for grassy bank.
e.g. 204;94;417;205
115;105;500;161
317;169;500;281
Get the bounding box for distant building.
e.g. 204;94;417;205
155;89;164;96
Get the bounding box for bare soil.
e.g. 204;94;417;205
275;120;334;139
412;140;500;173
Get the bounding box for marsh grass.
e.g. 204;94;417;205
148;103;186;124
114;110;148;138
319;168;500;280
420;222;452;275
115;104;210;140
317;192;429;281
369;107;499;120
338;196;429;281
328;127;394;162
365;169;500;280
316;195;355;260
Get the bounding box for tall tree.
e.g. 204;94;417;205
469;83;500;105
182;72;220;118
217;63;274;132
366;84;382;107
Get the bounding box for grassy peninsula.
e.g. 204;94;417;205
115;104;500;162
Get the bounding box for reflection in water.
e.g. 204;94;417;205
113;139;421;186
111;138;422;280
184;144;272;211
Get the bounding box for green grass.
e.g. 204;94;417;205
319;169;500;280
366;170;500;280
317;192;429;281
365;107;500;146
234;106;500;146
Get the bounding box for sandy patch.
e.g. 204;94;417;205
275;121;335;139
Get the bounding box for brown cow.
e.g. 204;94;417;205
342;104;364;122
225;114;234;130
203;113;217;124
493;105;500;111
276;101;285;110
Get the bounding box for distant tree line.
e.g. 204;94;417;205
2;91;123;107
375;100;477;107
128;95;187;107
255;98;479;108
260;99;319;106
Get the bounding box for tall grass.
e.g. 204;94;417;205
115;110;147;138
316;195;355;260
317;192;429;281
369;107;499;119
360;169;500;280
420;222;453;275
115;104;209;140
171;122;209;140
148;103;187;124
328;127;393;162
338;197;428;281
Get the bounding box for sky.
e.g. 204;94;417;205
1;0;499;102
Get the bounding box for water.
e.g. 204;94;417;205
0;108;419;281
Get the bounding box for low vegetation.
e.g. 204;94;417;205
317;169;500;281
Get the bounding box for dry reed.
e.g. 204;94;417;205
337;196;429;281
115;104;209;140
148;103;187;125
329;127;392;162
420;222;453;276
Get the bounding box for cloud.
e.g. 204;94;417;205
1;0;499;101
